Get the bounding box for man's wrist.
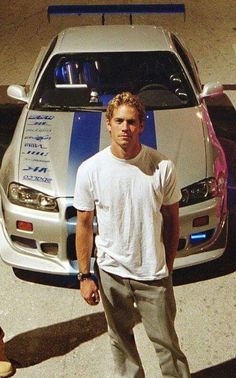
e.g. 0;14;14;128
77;272;92;281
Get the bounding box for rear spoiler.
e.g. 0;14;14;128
47;3;186;24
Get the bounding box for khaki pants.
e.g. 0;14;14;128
97;268;191;378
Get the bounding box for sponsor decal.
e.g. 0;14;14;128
23;166;49;174
27;122;49;126
24;143;47;149
24;135;51;142
25;128;52;133
20;117;54;186
24;158;50;163
28;115;55;120
23;175;52;184
23;150;49;157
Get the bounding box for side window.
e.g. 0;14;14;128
172;35;201;92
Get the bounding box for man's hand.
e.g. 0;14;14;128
166;257;175;273
80;279;100;305
161;202;179;274
76;210;99;305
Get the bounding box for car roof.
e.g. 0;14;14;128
53;25;174;54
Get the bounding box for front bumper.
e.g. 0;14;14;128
174;198;228;269
0;190;228;275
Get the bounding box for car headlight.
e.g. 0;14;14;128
8;182;59;212
180;177;220;207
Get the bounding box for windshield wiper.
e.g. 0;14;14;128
39;104;106;112
70;106;107;112
40;104;70;111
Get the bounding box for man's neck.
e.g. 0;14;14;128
110;143;142;160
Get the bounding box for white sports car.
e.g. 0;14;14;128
0;10;228;275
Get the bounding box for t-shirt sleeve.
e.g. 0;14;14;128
162;160;182;206
73;163;95;211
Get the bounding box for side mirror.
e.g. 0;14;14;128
7;85;28;103
200;82;223;99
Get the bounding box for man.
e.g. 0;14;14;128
74;92;191;377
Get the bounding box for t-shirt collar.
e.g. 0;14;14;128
108;145;144;164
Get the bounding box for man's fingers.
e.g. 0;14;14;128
84;291;100;305
90;291;100;304
80;279;100;305
92;291;100;303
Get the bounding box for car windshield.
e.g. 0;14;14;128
31;51;197;111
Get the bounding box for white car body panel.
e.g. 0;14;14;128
55;26;171;53
0;25;228;275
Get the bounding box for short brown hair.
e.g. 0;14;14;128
106;92;145;123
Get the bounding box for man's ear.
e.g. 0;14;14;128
139;122;144;134
106;119;111;132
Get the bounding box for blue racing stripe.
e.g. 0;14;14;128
140;111;157;149
67;112;101;192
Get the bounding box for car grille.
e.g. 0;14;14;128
177;238;186;251
67;233;96;261
67;234;76;260
65;206;77;219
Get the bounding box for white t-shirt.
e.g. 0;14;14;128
73;145;181;280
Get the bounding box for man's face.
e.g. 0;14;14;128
106;105;144;152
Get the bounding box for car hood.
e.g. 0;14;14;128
19;107;206;197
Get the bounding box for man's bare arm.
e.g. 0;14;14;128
76;210;100;305
161;202;179;273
